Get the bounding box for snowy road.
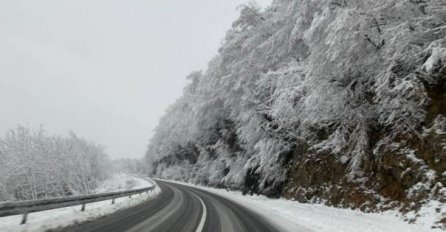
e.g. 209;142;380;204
57;180;282;232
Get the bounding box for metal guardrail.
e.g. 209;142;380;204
0;178;156;224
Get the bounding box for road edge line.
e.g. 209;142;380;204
191;192;207;232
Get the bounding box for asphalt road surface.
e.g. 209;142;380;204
58;180;282;232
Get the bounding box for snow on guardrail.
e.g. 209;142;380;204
0;176;156;224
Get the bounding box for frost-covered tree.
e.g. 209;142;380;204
0;126;111;201
146;0;446;224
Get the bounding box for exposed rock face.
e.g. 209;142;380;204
146;0;446;227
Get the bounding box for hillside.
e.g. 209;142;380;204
146;0;446;227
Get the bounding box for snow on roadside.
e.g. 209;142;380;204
0;175;160;232
95;173;153;193
162;179;441;232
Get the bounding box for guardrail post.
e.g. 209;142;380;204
20;212;28;224
81;203;86;211
129;194;132;198
111;198;115;204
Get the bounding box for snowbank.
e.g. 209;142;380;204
0;175;160;232
163;179;442;232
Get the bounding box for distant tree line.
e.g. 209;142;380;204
111;158;148;175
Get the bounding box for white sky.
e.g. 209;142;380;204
0;0;272;159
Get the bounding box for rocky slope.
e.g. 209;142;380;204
146;0;446;228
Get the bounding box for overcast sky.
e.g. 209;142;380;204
0;0;272;159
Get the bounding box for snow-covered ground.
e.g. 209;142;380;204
162;179;442;232
0;174;160;232
95;173;154;193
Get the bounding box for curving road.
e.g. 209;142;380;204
58;180;282;232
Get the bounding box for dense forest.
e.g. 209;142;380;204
0;126;110;201
146;0;446;225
